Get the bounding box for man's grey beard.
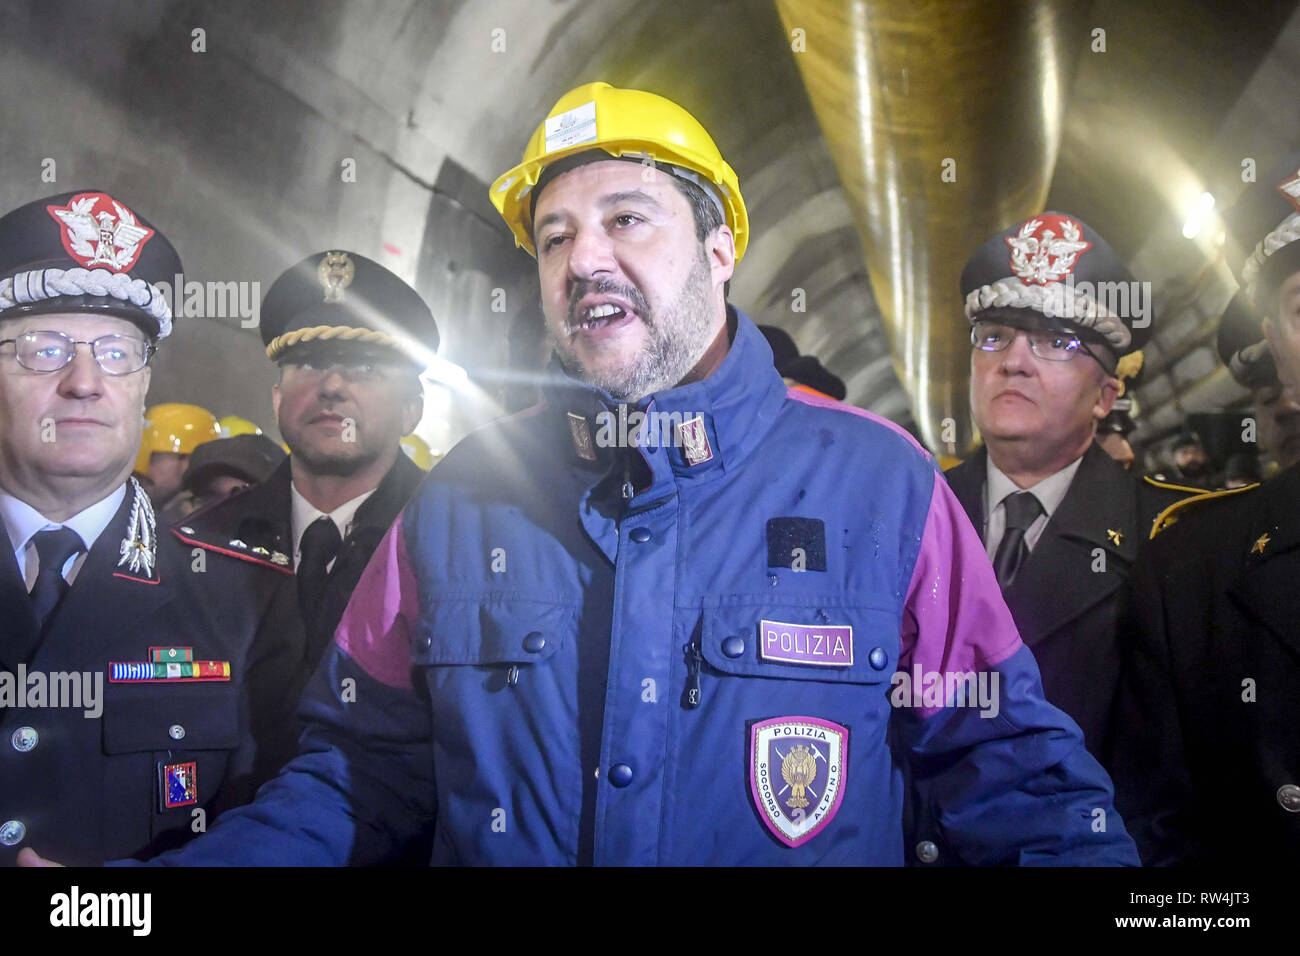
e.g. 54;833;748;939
551;249;717;402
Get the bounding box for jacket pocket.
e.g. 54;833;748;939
411;596;573;666
101;683;240;754
100;683;241;845
697;594;899;685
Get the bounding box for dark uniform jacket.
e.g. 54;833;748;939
1111;466;1300;865
184;454;425;670
0;481;305;866
944;441;1193;757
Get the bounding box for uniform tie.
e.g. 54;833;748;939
992;491;1042;591
27;526;85;630
297;516;342;622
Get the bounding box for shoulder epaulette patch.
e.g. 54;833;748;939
171;526;293;574
1143;474;1212;496
1149;483;1259;539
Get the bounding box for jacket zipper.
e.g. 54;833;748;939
683;639;704;709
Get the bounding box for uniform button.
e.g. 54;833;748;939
417;633;433;651
608;763;634;788
915;840;939;864
869;647;889;670
10;727;38;753
522;632;546;654
721;636;745;658
0;820;25;846
1278;784;1300;812
168;724;185;741
629;527;652;543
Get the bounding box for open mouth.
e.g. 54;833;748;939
308;411;346;425
568;294;641;338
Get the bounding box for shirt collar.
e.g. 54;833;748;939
986;453;1083;518
289;483;377;563
0;483;127;557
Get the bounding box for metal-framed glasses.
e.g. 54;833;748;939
0;331;155;376
970;321;1109;370
279;358;394;384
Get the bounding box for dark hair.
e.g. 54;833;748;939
666;174;725;244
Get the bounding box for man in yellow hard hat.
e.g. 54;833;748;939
101;83;1133;868
135;402;220;509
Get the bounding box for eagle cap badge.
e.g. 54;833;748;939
749;716;848;848
46;192;155;273
1006;213;1092;286
318;250;355;304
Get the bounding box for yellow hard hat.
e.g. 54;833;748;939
218;414;264;439
490;81;748;261
399;433;436;471
141;403;221;456
132;429;152;475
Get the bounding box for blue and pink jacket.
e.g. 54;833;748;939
144;308;1138;866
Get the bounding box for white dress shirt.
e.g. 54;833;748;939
982;455;1083;562
289;483;376;571
1;483;127;590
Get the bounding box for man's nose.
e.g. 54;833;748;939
566;225;617;283
316;367;350;396
999;332;1037;372
56;343;105;398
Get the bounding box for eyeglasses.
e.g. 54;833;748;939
971;321;1111;371
0;331;155;376
280;358;392;384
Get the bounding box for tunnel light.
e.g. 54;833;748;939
421;354;470;389
1182;192;1215;239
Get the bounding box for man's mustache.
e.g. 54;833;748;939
566;278;651;328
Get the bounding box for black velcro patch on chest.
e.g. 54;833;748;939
766;517;827;572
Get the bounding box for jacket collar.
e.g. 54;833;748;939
215;452;424;553
2;482;174;671
545;305;789;499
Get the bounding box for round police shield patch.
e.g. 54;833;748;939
748;716;848;848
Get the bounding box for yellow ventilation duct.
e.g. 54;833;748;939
774;0;1085;453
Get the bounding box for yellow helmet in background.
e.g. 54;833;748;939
132;430;152;476
218;415;263;439
141;403;221;456
399;433;437;471
490;81;748;261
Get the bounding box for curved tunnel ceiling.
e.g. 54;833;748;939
1;0;1297;458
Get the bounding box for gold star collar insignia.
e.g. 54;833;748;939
1106;529;1124;546
1251;533;1271;555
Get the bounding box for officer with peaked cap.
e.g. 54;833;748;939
97;84;1136;868
943;211;1199;766
0;190;305;865
179;251;436;671
1216;289;1300;472
1113;153;1300;864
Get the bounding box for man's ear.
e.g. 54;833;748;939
401;380;424;436
271;383;281;422
707;224;736;290
1093;373;1121;421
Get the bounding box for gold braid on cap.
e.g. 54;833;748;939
265;324;399;360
